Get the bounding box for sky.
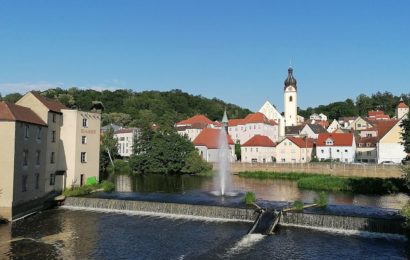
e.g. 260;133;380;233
0;1;409;112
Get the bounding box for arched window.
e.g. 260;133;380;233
289;96;293;102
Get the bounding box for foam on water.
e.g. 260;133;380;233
61;205;253;223
224;234;266;257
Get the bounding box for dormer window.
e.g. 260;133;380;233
325;138;334;146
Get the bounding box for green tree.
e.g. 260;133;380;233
181;151;212;174
3;93;22;103
235;142;241;161
107;159;132;175
130;128;200;175
100;128;120;180
400;117;410;162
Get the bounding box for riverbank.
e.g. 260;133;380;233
230;162;402;178
238;171;408;195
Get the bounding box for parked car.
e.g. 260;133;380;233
379;161;396;165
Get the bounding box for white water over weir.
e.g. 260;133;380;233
63;197;405;237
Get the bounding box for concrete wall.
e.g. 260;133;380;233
241;146;276;163
230;162;402;178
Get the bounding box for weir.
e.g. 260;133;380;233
62;197;405;236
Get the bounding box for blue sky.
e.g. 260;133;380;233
0;1;409;111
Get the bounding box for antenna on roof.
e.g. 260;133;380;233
289;59;292;68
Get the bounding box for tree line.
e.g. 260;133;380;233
298;91;410;120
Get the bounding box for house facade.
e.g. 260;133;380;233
175;115;217;141
114;128;140;157
377;119;407;164
276;137;314;163
193;128;235;163
300;124;327;139
241;135;276;163
316;133;356;163
0;102;48;220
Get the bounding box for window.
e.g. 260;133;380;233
82;136;87;144
50;152;55;164
358;151;362;155
344;149;348;152
289;96;293;102
82;118;88;127
52;114;56;123
23;150;28;166
50;174;55;185
81;152;87;163
321;149;324;153
366;143;371;147
25;124;30;138
281;158;286;162
251;159;257;163
325;138;334;146
36;151;41;166
337;149;340;152
35;173;39;189
367;151;372;156
22;175;28;192
37;127;42;140
120;137;125;141
52;131;56;142
256;148;258;152
366;133;372;137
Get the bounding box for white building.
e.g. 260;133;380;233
276;137;314;163
327;119;341;133
396;98;409;119
300;124;328;139
228;112;279;144
316;133;356;163
114;128;140;157
241;135;276;163
176;115;217;141
310;113;328;121
193;128;235;163
259;101;285;137
377;119;407;164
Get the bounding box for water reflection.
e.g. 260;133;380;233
116;174;409;209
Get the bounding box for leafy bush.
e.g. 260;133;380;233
314;192;328;207
181;151;213;175
102;181;115;192
399;201;410;229
63;186;93;197
297;176;350;192
243;191;256;205
107;159;132;176
293;200;304;212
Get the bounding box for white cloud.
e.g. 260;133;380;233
0;82;122;95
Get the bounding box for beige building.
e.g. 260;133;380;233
276;137;314;163
60;109;101;187
241;135;276;163
0;92;101;221
0;102;48;220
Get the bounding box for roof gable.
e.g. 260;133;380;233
242;135;276;147
29;92;67;113
193;128;234;149
0;101;47;126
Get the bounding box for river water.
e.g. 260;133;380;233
0;209;408;259
116;174;409;209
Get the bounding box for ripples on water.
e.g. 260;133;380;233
0;209;408;259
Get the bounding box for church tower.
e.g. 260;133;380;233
284;67;298;126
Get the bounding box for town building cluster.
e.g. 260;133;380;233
0;92;101;220
175;68;409;164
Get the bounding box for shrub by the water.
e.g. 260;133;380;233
102;181;115;192
244;191;256;205
297;176;350;192
63;186;93;197
293;200;304;212
400;201;410;229
314;192;328;207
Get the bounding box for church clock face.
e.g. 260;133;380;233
286;86;295;92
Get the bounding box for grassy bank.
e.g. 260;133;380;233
63;181;115;197
238;171;407;195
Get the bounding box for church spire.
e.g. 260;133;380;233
284;67;297;90
222;109;229;132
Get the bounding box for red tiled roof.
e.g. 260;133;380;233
193;128;234;149
243;112;276;125
398;101;409;109
287;137;315;148
30;92;67;113
176;115;213;126
228;118;244;126
317;133;354;147
357;136;378;147
242;135;276;147
0;101;47;126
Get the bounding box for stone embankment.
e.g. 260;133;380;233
230;163;402;178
